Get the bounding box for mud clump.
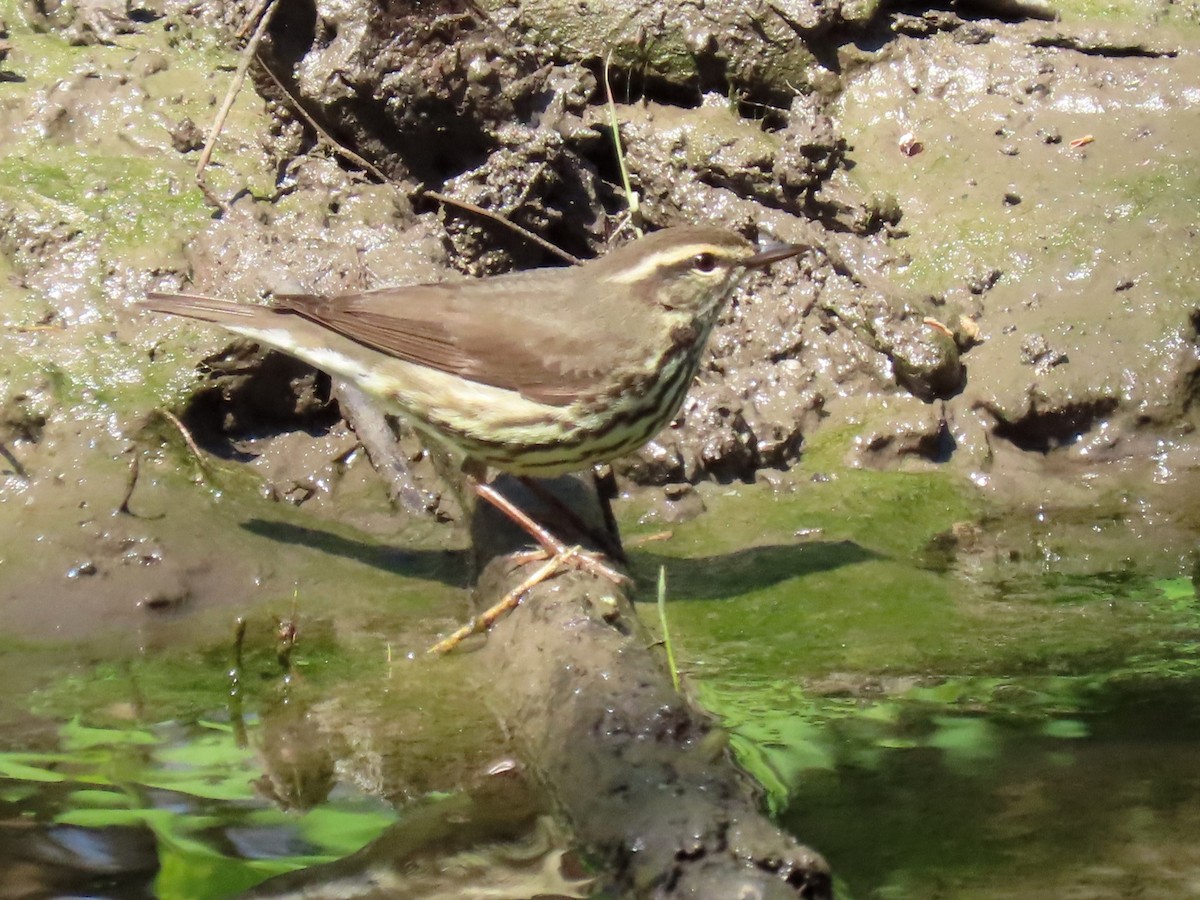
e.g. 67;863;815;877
157;0;932;489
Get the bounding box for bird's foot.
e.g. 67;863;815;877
428;547;583;655
507;546;630;585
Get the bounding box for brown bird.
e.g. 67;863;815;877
142;226;803;638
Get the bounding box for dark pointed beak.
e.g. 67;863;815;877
742;239;806;269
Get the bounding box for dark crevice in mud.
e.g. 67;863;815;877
1;403;46;445
923;420;958;463
760;429;808;473
1030;34;1178;58
585;123;657;202
126;7;160;24
460;149;609;262
260;2;520;189
736;98;791;133
279;83;497;192
977;397;1120;453
893;351;967;403
806;175;894;236
415;193;599;271
789;867;834;897
1182;369;1200;416
378;98;498;187
178;348;339;456
886;0;1055;24
264;0;317;72
581;64;709;112
873;420;955;465
373;0;489;34
1183;309;1200;413
863;418;957;464
588;63;794;130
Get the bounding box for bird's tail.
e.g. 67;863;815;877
139;292;277;326
139;292;378;388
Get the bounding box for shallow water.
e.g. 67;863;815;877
630;472;1200;899
783;682;1200;899
2;465;1197;897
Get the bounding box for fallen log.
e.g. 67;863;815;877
465;475;832;899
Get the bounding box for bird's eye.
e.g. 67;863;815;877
692;252;718;273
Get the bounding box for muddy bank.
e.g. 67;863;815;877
2;1;1196;611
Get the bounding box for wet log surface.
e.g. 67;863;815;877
467;475;832;899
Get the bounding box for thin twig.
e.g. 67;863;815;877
656;565;680;692
230;616;248;747
118;452;139;515
625;529;674;547
334;379;433;515
235;0;274;39
603;52;641;239
255;58;390;183
156;408;208;472
196;0;281;209
0;440;27;480
116;450;166;519
428;551;570;655
425;190;582;265
275;589;300;673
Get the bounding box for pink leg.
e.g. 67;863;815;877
468;477;631;585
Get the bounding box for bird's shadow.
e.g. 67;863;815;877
242;517;882;601
629;540;882;601
241;518;472;588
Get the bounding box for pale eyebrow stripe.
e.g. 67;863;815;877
604;243;737;284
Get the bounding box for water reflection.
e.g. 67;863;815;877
780;682;1200;898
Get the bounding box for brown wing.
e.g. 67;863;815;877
273;268;655;407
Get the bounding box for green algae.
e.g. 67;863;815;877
620;451;1200;898
0;8;275;432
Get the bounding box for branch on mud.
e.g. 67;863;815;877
195;0;280;211
462;475;833;899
